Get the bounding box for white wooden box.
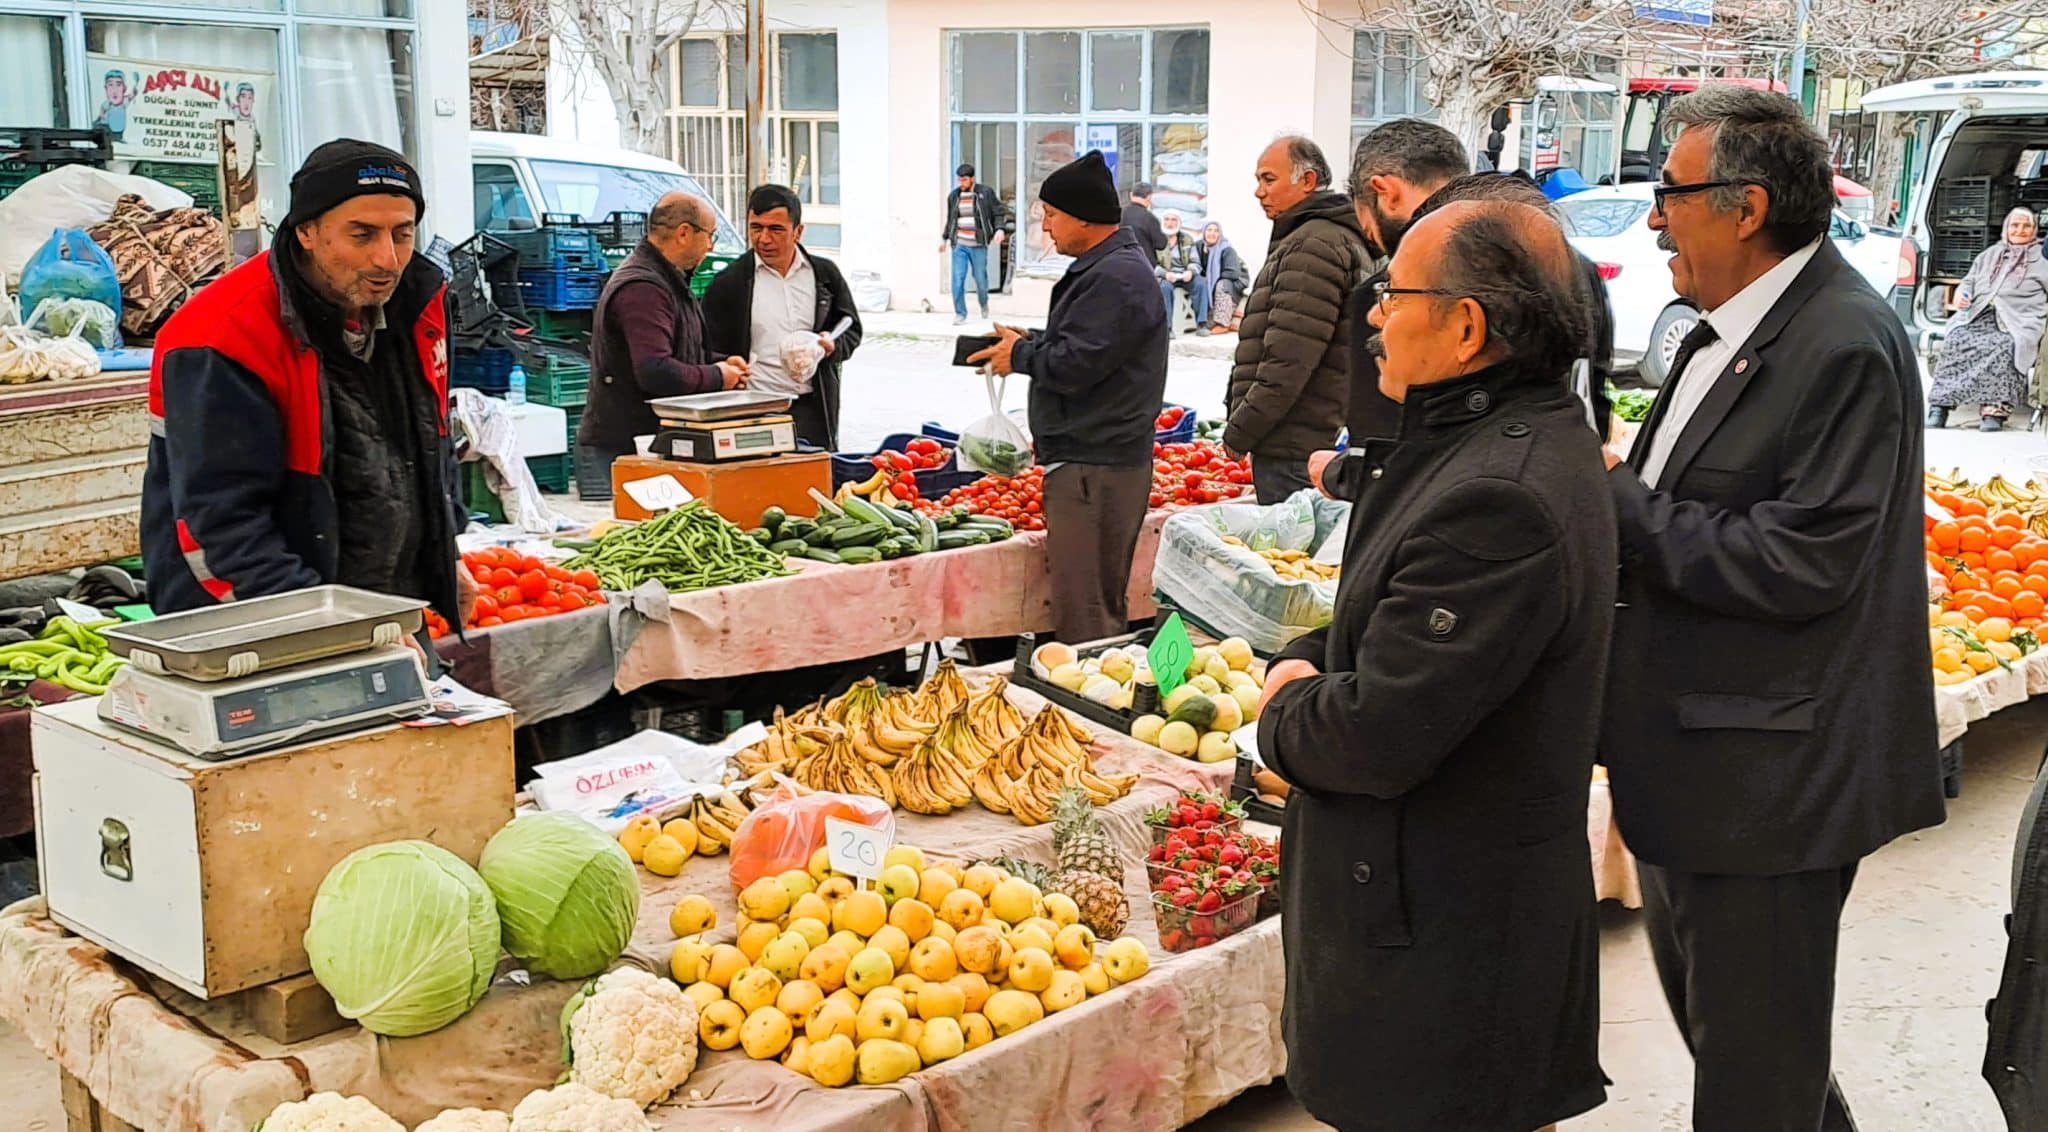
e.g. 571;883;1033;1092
32;698;514;998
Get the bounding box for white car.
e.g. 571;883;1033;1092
1557;182;1903;385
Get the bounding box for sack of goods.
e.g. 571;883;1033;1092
1152;488;1348;654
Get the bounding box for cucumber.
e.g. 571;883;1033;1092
830;525;885;548
760;506;786;533
803;547;844;564
959;517;1014;537
837;546;883;565
770;539;809;557
916;513;939;554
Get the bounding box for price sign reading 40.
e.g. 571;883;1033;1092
1147;613;1195;698
824;817;893;882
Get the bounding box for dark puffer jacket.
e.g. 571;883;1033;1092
1225;192;1372;461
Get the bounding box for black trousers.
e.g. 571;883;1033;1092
1641;862;1863;1132
1041;462;1150;645
1251;453;1314;505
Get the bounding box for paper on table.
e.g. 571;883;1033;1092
404;675;515;727
1232;723;1263;767
623;474;692;513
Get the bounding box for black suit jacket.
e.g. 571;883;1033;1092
1601;241;1946;876
700;248;863;450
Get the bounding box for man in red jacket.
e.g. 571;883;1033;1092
141;139;469;626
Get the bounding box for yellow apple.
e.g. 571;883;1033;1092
888;897;937;943
961;864;1005;899
883;844;928;873
953;926;1004;976
893;973;925;997
776;976;823;1018
808;1032;856;1086
983;988;1045;1036
816;876;857;908
855;993;911;1043
1040;969;1086;1013
914;979;966;1021
877;863;922;906
670;935;713;984
786;916;830;950
928;920;958;944
917;1016;965;1065
683;980;724;1010
777;868;818;899
705;944;749;990
789;892;832;927
826;987;862;1016
826;929;867;958
799;942;851;993
988;877;1044;925
740;1005;794;1059
949;972;992;1015
807;845;836;882
1102;936;1150;984
917;867;959;907
1079;962;1111;996
641;834;689;877
845;946;896;994
738;876;793;922
669;894;717;938
909;936;958;982
759;931;811;981
1042;892;1080;929
737;919;781;964
1008;924;1055;956
902;1016;925;1053
699;998;745;1050
781;1034;813;1077
961;1011;994;1050
1053;924;1097;971
939;888;986;931
864;985;907;1009
617;814;660;863
804;997;858;1044
833;889;889;938
868;924;913;972
1007;947;1055;994
729;966;782;1014
855;1038;921;1085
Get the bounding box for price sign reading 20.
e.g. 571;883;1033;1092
824;817;893;882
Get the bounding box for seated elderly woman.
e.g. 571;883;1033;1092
1929;207;2048;431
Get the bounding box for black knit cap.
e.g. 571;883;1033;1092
1038;151;1120;225
283;138;425;231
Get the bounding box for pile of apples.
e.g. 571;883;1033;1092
666;844;1152;1087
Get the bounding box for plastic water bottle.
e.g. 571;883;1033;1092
506;363;527;406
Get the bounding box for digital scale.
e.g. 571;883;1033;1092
648;390;797;463
94;586;435;761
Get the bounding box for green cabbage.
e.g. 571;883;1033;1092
303;841;500;1037
478;813;640;980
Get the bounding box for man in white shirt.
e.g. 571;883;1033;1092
1597;86;1942;1132
703;184;864;449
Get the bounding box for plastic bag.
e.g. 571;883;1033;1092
779;329;824;383
1152;488;1350;654
25;296;118;350
18;229;121;346
957;372;1033;476
0;322;101;384
728;778;895;890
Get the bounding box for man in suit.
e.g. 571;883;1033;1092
703;184;864;450
1599;85;1947;1131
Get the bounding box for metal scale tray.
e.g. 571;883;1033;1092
100;585;425;682
647;390;794;422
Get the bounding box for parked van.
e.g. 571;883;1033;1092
1862;71;2048;355
468;131;744;287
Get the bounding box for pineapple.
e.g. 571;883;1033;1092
1055;867;1129;939
978;855;1057;892
1053;787;1123;880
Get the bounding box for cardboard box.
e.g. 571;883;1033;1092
610;450;831;525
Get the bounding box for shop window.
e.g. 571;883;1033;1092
956;33;1018;115
1150;30;1208;116
1088;122;1143;194
1351;29;1434;137
300;0;412;15
139;0;281;10
779;33;837;112
297;25;415;160
1151;122;1207;218
679;39;721;107
1026;32;1080;117
0;16;67;129
666;31;841;248
1088;32;1141;113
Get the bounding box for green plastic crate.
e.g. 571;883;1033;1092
526;309;594;340
690;253;736;298
562;405;584;450
528;453;573;493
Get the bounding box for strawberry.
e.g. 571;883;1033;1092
1173;888;1198;908
1197;890;1223;913
1201;801;1221;821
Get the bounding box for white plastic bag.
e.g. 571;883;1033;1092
1152;489;1349;653
778;329;823;383
957;371;1033;476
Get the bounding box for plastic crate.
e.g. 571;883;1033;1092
1933;229;1991;279
1152;887;1259;952
528;453;573;493
522;349;590;406
1935;176;1997;227
499;226;604;272
583;210;646;250
518;267;605;311
452;343;516;392
923;405;1195;449
690;253;737;298
524;308;594;341
830;432;980;498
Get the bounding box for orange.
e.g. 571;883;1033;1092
2013;592;2045;619
1952;571;1983;592
1989;549;2020;574
1935;491;1966;513
2025;575;2048;597
1932;520;1962;552
1993;526;2026;550
1959;498;1991;518
1961;526;1992;552
1996;510;2027;529
1993;577;2025;601
1963;604;1993;623
1962;552;1987;570
1983;595;2015;619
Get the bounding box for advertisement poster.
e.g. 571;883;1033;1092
1084;123;1121;181
87;54;272;164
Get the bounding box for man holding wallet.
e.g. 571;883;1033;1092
968;151;1168;644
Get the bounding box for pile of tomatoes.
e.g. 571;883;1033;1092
925;466;1046;531
433;548;603;638
1925;493;2048;629
871;437;953;472
1152;440;1254;509
1156;406;1189;433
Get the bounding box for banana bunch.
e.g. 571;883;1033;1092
893;705;992;814
794;733;898;807
688;790;752;855
824;677;889;727
851;690;935;768
967;676;1026;746
917;658;971;719
734;707;842;777
834;467;892;506
972;707;1138;825
1926;468;1973;496
1980;474;2043;510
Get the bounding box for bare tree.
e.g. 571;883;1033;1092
547;0;737;153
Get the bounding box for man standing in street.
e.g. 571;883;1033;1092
1601;85;1946;1131
939;164;1008;326
578;192;747;498
142;139;468;628
969;151;1166;644
1122;182;1168;257
1226;135;1371;503
703;184;864;450
1156;209;1206;332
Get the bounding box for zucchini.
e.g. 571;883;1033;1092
748;527;774;545
804;547;844;564
881;504;923;533
887;535;920;556
837;546;883;565
770;539;809;557
959;517;1014;537
916;513;939;554
760;506;786;533
935;529;991;551
931;510;962;531
876;540;905;560
781;517;819;542
830;525;886;548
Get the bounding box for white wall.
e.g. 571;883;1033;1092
416;1;475;242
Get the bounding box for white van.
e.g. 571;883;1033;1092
1862;71;2048;355
468;131;744;258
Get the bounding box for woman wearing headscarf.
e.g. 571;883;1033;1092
1201;220;1250;334
1929;207;2048;431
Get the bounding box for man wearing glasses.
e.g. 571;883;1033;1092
578;192;749;498
1598;86;1944;1130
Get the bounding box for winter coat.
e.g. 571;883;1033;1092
1204;238;1249;301
1258;360;1614;1131
1011;228;1168;467
1226;192;1373;460
700;247;865;450
1122;202;1167;256
941;184;1012;247
140;248;462;626
1157;231;1202;281
580;241;725;458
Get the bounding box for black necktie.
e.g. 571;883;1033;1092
1633;320;1722;461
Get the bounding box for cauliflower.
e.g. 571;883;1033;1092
255;1092;404;1132
416;1110;512;1132
508;1083;653;1132
562;966;699;1108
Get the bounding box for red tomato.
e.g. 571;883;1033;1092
478;616;504;627
1150;492;1166;508
486;567;515;588
493;584;523;607
544;564;572;582
517;570;550;601
473;594;500;620
499;605;528;622
571;569;601;590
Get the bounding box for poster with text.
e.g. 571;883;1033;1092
87;55;272;165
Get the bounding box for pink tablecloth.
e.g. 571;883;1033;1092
614;512;1168;688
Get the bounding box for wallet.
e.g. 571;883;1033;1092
952;334;1001;367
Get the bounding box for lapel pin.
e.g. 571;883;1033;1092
1734;358;1749;375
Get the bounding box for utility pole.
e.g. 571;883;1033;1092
1788;0;1811;108
744;0;768;190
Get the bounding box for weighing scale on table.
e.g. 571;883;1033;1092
646;390;797;463
92;585;435;761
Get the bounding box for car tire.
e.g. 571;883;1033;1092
1640;303;1700;388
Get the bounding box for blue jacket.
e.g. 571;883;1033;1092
1011;228;1168;467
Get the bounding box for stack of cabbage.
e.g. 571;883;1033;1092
303;812;640;1038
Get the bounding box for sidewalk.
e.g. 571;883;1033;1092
859;307;1241;362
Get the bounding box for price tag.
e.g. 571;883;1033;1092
1147;613;1194;698
824;816;893;882
622;474;693;513
55;598;103;625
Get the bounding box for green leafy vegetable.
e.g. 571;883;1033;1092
302;841;500;1036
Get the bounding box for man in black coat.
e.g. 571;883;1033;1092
970;152;1166;644
1121;182;1167;256
1599;86;1946;1131
1257;200;1612;1132
702;184;863;450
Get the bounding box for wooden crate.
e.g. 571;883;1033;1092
32;699;515;999
609;450;830;526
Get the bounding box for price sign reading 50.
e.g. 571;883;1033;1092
824;817;893;882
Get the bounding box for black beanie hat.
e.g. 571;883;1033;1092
284;139;425;231
1038;151;1120;225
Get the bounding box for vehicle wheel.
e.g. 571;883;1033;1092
1640;304;1700;388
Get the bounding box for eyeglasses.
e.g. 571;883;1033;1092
1372;281;1457;315
1652;179;1766;216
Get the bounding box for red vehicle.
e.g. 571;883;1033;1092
1617;76;1789;183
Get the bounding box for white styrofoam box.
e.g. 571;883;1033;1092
503;401;569;458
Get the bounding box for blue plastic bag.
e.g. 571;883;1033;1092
19;228;121;345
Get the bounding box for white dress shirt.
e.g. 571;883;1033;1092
745;250;818;399
1637;239;1821;487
